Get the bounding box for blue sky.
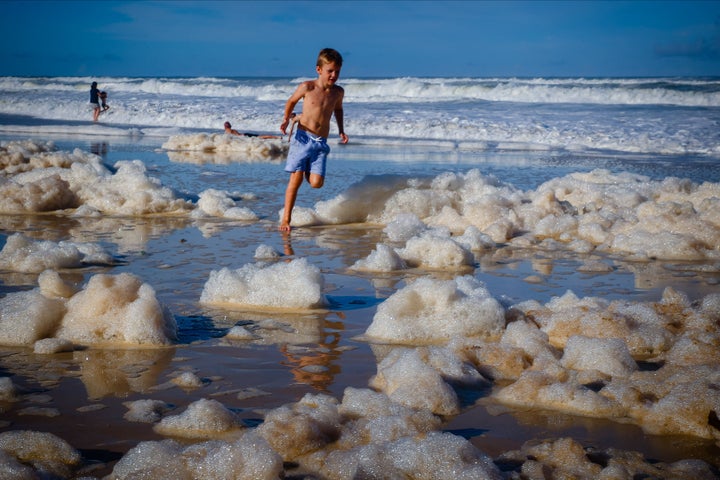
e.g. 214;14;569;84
2;0;719;78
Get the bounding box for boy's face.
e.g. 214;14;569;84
316;61;341;86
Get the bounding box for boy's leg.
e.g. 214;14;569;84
280;171;305;231
307;173;324;188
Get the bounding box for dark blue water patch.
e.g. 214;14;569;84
175;314;228;343
326;295;385;311
445;427;490;440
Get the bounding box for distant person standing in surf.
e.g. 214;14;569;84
89;82;101;122
278;48;348;232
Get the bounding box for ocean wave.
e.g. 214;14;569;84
1;76;718;157
2;76;719;106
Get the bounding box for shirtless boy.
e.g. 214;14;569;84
279;48;348;231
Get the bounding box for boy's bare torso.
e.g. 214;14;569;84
297;80;344;138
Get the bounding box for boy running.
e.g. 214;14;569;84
279;48;348;231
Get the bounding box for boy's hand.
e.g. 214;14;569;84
280;119;289;134
339;132;348;144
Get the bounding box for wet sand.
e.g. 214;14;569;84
0;131;718;476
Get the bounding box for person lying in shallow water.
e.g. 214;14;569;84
224;121;280;139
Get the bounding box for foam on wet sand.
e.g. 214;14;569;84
304;168;720;263
0;140;718;477
162;133;288;164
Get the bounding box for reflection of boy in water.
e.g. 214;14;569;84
280;328;341;392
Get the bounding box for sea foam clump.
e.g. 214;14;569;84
0;139;97;174
109;433;283;480
369;348;463;416
255;389;502;479
497;437;719;480
71;160;192;216
361;275;720;441
162;133;288;163
200;258;327;310
0;270;176;348
396;228;475;269
350;243;407;272
492;288;720;440
153;398;243;439
0;289;65;346
529;170;720;261
309;168;720;262
57;272;177;346
352;218;493;272
365;275;505;344
0;233;115;273
0;140;193;215
192;188;258;220
0;430;82;479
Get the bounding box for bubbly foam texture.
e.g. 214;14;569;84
0;430;81;478
350;243;407;272
57;272;177;346
253;244;281;260
0;140;261;218
369;348;461;416
366;276;505;344
109;433;283;480
162;133;288;163
192;188;258;220
6;283;719;477
0;290;65;346
0;233;114;273
153;398;243;439
492;288;720;439
498;437;719;479
200;258;327;310
311;169;720;263
0;270;176;348
123;399;174;423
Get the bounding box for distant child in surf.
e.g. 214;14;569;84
278;48;348;231
99;91;109;111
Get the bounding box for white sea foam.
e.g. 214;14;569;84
162;133;288;164
0;233;114;272
109;433;283;480
365;276;505;344
0;140;273;220
123;399;174;423
491;287;720;439
497;437;718;479
0;430;81;478
307;169;720;264
200;258;327;310
153;398;243;439
0;270;176;348
192;189;258;220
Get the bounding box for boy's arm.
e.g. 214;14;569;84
335;88;348;144
280;83;309;134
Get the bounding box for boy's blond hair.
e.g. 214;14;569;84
317;48;343;68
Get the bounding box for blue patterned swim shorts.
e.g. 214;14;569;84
284;128;330;176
